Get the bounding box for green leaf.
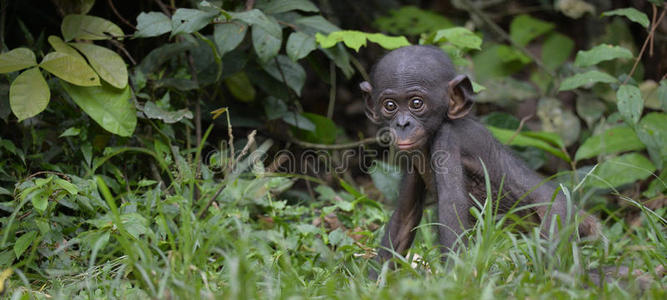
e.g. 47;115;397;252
252;25;282;62
286;32;316;61
256;0;319;14
59;127;81;137
61;14;124;41
574;44;633;67
602;8;650;29
224;71;256;102
214;22;248;56
541;33;574;71
558;70;617;91
294;16;340;35
369;161;401;203
575;125;645;160
171;8;218;36
30;190;49;212
53;178;79;195
636;112;667;169
433;27;482;50
316;31;366;51
230;9;282;37
70;43;128;89
134;11;172;38
14;231;38;259
293;112;337;144
143;101;193;124
40;52;100;86
261;55;305;96
47;36;85;60
373;5;453;36
0;47;37;73
9;67;50;121
616;84;643;125
61;82;136;136
487;126;570;162
316;31;409;52
586;153;656;188
509;15;554;47
282;113;315;131
366;33;411;50
658;80;667;111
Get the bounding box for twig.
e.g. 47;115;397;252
107;0;136;30
623;5;666;85
505;114;533;144
153;0;172;17
459;0;556;78
0;0;6;49
327;60;337;119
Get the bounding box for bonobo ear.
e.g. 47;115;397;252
447;75;474;119
360;81;381;124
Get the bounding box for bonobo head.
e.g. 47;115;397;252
360;45;474;150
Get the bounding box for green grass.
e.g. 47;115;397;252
1;140;665;299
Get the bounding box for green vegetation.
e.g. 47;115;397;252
0;0;665;298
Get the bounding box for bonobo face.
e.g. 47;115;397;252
360;45;474;150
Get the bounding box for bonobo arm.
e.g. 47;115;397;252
431;123;472;254
376;169;426;265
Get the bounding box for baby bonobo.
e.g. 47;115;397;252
361;45;598;274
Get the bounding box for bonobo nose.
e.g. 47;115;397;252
397;120;410;128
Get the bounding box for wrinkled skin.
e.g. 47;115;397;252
361;46;599;279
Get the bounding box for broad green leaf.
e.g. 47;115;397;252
14;231;38;259
586;153;656;188
47;36;85;60
262;55;305;96
214;22;248;56
282;113;315;131
575;125;645;160
70;43;127;89
316;31;409;52
134;11;172;37
264;96;289;120
374;6;453;36
53;178;79;195
230;9;282;37
143;101;193;124
257;0;319;14
40;52;100;86
558;70;617;91
30;190;49;212
9;67;50;121
366;33;410;50
59;127;81;137
224;71;256;102
293;112;337;144
602;8;650;29
294;16;340;35
616;84;643;125
171;8;218;36
574;44;633;67
433;27;481;50
576;94;607;128
61;81;136;136
316;31;366;51
252;25;282;62
487;126;570;162
369;160;401;203
643;170;666;198
61;14;124;41
286;32;316;61
541;33;574;71
0;47;37;73
636;112;667;169
472;44;528;81
321;45;354;78
509;14;554;46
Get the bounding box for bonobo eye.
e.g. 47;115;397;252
409;98;424;110
383;100;397;112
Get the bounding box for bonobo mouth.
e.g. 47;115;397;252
396;140;421;150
